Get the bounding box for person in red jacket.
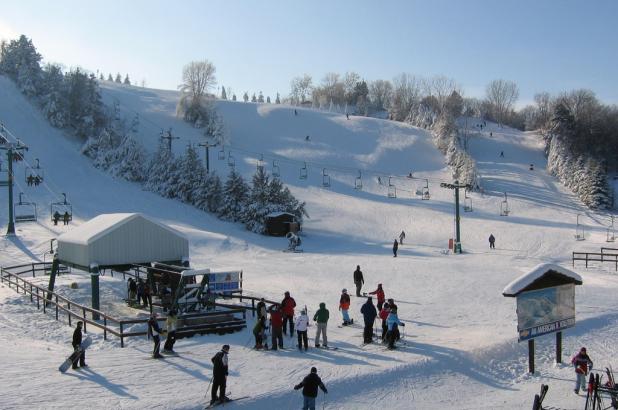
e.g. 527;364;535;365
571;347;593;394
269;305;284;350
281;291;297;337
378;302;391;341
369;284;385;310
339;289;352;325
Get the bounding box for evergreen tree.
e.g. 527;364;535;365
0;34;42;96
258;91;264;103
145;141;175;196
221;86;227;100
175;145;205;204
243;92;249;102
219;168;249;221
40;63;66;127
107;73;113;81
115;73;122;83
232;94;237;101
251;93;257;103
123;74;131;85
205;171;223;213
243;166;271;233
266;96;271;103
110;136;147;182
275;92;281;104
99;73;104;81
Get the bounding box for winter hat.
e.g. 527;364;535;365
378;283;383;288
222;344;230;351
319;302;326;308
367;297;373;302
383;302;390;309
285;291;290;296
311;367;317;373
581;347;587;353
342;288;347;293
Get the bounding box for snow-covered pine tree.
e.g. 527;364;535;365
268;176;307;222
205;171;224;213
145;141;175;196
258;91;264;103
251;93;257;103
99;73;104;81
175;144;205;204
243;166;272;233
243;92;249;102
115;73;122;83
221;86;227;100
232;94;237;101
40;64;66;127
109;136;147;182
107;73;113;82
275;92;281;104
266;96;271;103
219;168;249;221
123;74;131;85
0;35;42;97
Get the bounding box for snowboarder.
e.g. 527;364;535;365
256;297;267;321
393;239;399;257
488;234;495;249
399;230;405;245
148;312;163;358
305;135;310;141
571;347;593;394
386;307;405;349
269;305;284;350
499;150;503;157
379;302;391;341
346;113;349;120
368;283;385;310
281;291;297;337
295;309;309;351
360;297;377;344
71;321;87;369
210;345;230;406
163;309;177;353
294;109;298;116
353;265;364;296
294;367;328;410
339;289;351;325
53;211;60;226
63;211;70;225
253;315;267;349
313;302;329;348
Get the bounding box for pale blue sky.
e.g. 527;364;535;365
1;0;616;106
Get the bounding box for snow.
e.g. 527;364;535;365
503;263;583;296
1;77;617;410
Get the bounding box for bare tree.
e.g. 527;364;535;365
369;79;393;111
485;79;519;125
343;71;361;105
178;60;217;103
390;73;421;121
290;74;313;104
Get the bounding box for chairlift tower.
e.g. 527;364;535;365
198;140;218;173
160;128;179;152
0;141;29;235
440;180;471;254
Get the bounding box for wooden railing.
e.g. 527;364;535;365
572;251;618;271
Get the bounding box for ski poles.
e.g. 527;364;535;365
204;375;213;402
322;390;327;410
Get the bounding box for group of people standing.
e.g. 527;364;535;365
127;277;152;309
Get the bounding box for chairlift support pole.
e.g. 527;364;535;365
198;141;217;173
161;128;179;152
2;143;28;235
440;180;471;254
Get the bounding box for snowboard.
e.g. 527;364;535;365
205;396;249;408
59;336;92;373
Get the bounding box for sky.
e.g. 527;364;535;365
1;0;617;107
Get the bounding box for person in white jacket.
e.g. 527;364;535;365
295;310;310;351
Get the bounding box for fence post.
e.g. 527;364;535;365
586;254;588;268
36;287;40;309
67;302;71;326
55;295;59;320
252;299;255;318
120;322;124;347
30;284;33;302
82;308;87;332
104;317;107;341
32;263;35;278
43;291;46;313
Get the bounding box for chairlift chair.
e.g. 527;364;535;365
14;192;37;222
574;214;585;241
12;151;23;162
500;192;510;216
354;170;362;190
227;152;235;168
322;168;330;188
387;177;396;198
422;179;430;200
272;160;280;178
50;193;72;223
0;162;8;187
463;197;473;212
217;147;225;160
299;162;307;180
25;158;44;185
606;227;615;242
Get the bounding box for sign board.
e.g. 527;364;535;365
516;284;575;341
207;271;241;294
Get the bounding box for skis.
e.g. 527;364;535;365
205;396;249;409
316;345;338;351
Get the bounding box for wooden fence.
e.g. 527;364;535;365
572;247;618;271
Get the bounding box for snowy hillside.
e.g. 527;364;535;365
1;77;617;410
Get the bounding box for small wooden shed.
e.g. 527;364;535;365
265;212;300;236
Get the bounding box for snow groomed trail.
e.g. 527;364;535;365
1;77;617;409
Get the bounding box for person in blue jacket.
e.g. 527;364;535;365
386;307;405;349
360;297;377;344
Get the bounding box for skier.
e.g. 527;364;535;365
346;113;349;120
339;289;352;325
488;234;496;249
294;109;298;116
360;297;377;344
210;345;230;406
294;367;328;410
393;239;399;257
353;265;364;297
148;312;163;358
163;309;177;353
71;321;87;369
491;132;494;137
387;298;398;311
63;211;70;225
379;302;391;341
53;211;60;226
386;307;405;349
369;284;385;310
313;302;329;348
305;135;310;141
295;309;309;351
253;315;267;349
499;150;503;157
281;291;297;337
256;297;267;321
269;305;284;350
399;230;406;245
571;347;593;394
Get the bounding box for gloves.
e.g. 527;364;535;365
400;323;405;327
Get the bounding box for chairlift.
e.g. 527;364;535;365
500;192;510;216
12;151;23;162
25;158;44;186
388;177;396;198
322;168;330;188
463;189;473;212
50;193;72;223
422;179;430;200
227;152;235;168
575;214;585;241
607;216;616;242
354;170;362;190
0;162;8;187
217;147;225;160
257;154;264;171
272;160;280;178
299;162;307;180
14;192;37;222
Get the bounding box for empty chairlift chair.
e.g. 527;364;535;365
575;214;585;241
500;192;510;216
14;192;37;222
227;152;235;168
217;147;225;160
422;179;430;200
354;170;363;190
388;177;397;198
0;162;8;187
463;189;473;212
322;168;330;188
272;160;280;178
299;162;308;180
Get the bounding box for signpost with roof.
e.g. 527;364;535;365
502;263;583;373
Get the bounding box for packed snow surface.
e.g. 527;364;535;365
1;78;617;410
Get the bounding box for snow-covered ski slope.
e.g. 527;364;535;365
1;77;617;410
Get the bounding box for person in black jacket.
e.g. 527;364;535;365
360;297;377;344
148;313;163;358
211;345;230;405
294;366;328;410
393;239;399;257
72;321;87;369
353;265;364;296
